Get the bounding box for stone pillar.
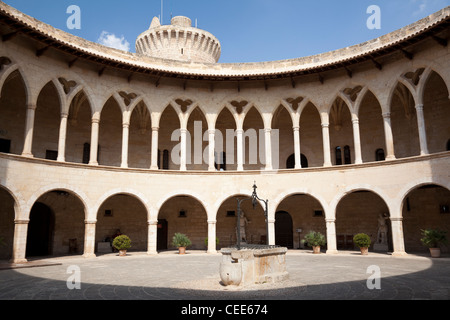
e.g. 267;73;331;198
83;220;97;258
321;122;332;167
415;104;429;155
208;129;216;171
325;219;338;254
22;103;36;157
89;118;100;166
57;112;68;162
268;219;276;246
121;122;130;168
293;126;301;169
207;220;217;253
11;219;29;264
150;127;159;170
180;128;187;171
236;128;244;171
352;118;363;164
382;112;396;160
264;128;273;170
390;217;407;256
147;220;158;255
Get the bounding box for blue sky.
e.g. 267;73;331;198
2;0;449;63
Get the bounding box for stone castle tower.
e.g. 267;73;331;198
136;16;221;63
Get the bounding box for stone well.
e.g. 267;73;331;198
219;245;289;287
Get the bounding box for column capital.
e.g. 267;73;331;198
415;104;424;111
390;217;403;222
351;118;360;125
236;128;244;134
207;220;217;224
84;220;97;225
325;218;336;223
26;103;37;111
60;112;69;118
321;123;329;129
148;220;159;225
292;126;300;132
152;126;160;132
382;112;391;119
91;118;100;124
208;129;216;135
122;122;130;129
264;128;272;133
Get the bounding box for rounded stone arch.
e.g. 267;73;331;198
93;188;150;221
26;184;91;221
272;189;330;221
215;193;267;247
395;179;450;217
329;184;393;220
156;190;211;219
0;183;23;221
0;183;22;259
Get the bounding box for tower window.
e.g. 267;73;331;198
0;139;11;153
335;147;342;165
375;148;385;161
344;146;351;164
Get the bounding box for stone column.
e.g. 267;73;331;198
208;129;216;171
236;128;244;171
120;122;130;168
293;126;301;169
11;219;29;264
415;104;429;155
147;220;158;255
21;103;36;157
321;122;332;167
390;217;407;256
264;128;273;171
325;219;338;254
352;118;363;164
382;112;396;160
89;118;100;165
83;220;97;258
57;112;69;162
268;219;276;246
150;127;159;170
207;220;217;253
180;128;187;171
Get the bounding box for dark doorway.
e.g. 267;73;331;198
157;219;168;251
275;211;293;248
286;154;308;169
26;202;54;257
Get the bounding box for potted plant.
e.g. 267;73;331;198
421;229;447;258
353;233;371;255
172;233;192;255
304;231;326;254
112;235;132;256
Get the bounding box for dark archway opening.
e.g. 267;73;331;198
275;211;293;248
26;203;54;257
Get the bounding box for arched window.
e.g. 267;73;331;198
163;150;169;170
344;146;351;164
447;139;450;151
375;148;385;161
215;152;226;171
335;146;342;165
286;154;308;169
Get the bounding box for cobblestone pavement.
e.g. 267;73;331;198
0;250;449;301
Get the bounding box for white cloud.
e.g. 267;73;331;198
97;31;130;52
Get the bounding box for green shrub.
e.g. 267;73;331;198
353;233;371;248
304;231;326;247
172;233;192;248
421;229;447;248
204;237;219;246
112;235;132;250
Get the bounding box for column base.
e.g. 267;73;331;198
10;258;28;264
391;251;408;257
326;249;339;254
147;250;158;255
82;253;96;258
21;153;34;158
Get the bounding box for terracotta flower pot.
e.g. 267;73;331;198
178;247;186;255
119;250;127;256
312;246;321;254
360;247;369;255
429;248;441;258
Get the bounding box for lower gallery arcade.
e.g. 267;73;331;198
0;4;449;263
1;179;449;261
